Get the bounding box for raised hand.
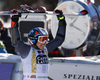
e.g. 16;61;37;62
54;9;65;20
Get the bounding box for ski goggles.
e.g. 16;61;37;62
38;36;48;44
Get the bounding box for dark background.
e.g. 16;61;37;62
1;0;58;11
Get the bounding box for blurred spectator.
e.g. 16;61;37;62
0;18;16;54
0;40;7;53
31;0;58;11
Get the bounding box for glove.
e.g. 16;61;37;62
11;15;20;23
11;8;21;23
54;9;65;20
11;13;21;28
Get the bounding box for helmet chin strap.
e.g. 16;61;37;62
32;42;40;50
28;38;40;49
34;44;40;49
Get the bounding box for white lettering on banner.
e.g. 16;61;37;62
64;74;100;80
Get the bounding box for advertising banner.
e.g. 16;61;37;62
49;57;100;80
0;64;13;80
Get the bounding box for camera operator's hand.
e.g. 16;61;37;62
54;9;65;20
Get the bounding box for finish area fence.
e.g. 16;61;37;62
0;53;100;80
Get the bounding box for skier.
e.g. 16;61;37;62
11;9;66;80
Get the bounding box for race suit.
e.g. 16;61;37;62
11;18;66;80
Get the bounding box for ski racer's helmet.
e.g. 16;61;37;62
28;27;48;45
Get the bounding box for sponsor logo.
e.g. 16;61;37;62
38;76;48;78
30;75;36;78
36;55;48;64
23;75;36;78
14;70;23;74
0;12;4;14
64;74;100;80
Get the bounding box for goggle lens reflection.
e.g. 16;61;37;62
38;36;48;43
